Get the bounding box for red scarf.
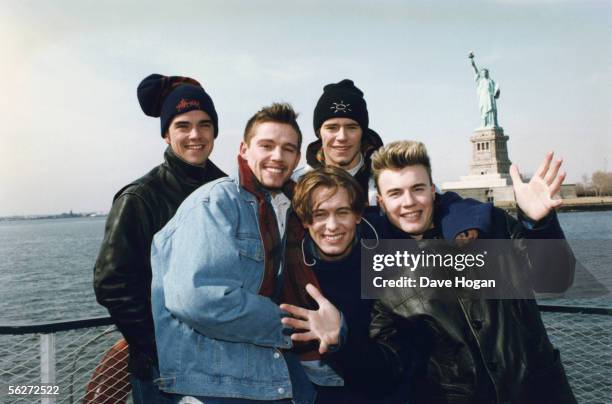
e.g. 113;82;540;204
237;156;322;360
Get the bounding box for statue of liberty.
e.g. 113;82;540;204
469;51;500;128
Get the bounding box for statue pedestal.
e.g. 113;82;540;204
469;127;511;175
441;126;515;203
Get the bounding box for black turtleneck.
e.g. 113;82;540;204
305;236;373;341
304;235;407;403
163;146;226;193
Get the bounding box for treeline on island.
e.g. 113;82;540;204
576;171;612;197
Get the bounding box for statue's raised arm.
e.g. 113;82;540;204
469;51;479;75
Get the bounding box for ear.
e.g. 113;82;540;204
239;141;248;159
356;214;362;225
431;184;436;200
289;151;301;172
163;134;171;145
376;194;385;213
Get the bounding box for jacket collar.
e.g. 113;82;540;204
236;155;295;201
380;214;441;240
164;146;211;185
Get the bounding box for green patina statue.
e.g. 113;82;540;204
469;51;500;128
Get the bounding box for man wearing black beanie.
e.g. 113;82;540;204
93;74;226;404
292;79;383;205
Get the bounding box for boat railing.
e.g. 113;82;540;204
1;305;611;404
0;316;128;404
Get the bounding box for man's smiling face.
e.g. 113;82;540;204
319;117;362;170
239;121;301;190
376;164;436;239
164;110;215;166
305;186;361;261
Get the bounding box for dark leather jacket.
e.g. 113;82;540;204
93;147;226;379
369;209;577;404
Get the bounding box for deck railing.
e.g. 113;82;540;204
1;305;611;403
0;317;129;404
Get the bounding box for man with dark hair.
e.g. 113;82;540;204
292;79;382;205
93;74;226;403
151;103;325;403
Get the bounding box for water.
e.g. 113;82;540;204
0;211;610;403
0;217;108;324
0;211;610;324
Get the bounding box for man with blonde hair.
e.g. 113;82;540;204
285;141;576;403
367;140;576;403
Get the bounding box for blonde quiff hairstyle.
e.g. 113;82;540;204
293;166;366;225
371;141;433;191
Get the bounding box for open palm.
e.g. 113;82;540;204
280;284;341;354
510;152;565;222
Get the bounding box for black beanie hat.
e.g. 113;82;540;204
137;74;219;138
313;79;368;137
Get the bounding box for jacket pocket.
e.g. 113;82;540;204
236;236;263;262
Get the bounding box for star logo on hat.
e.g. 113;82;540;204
330;101;352;113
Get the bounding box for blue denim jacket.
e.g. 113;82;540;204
151;175;299;400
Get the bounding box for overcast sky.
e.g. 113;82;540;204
1;0;610;215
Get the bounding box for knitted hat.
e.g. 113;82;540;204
137;73;219;137
313;79;368;136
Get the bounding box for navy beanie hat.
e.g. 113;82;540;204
313;79;368;137
137;74;219;138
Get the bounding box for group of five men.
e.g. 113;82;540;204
94;74;576;404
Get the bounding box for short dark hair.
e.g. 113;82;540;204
243;102;302;149
293;166;366;224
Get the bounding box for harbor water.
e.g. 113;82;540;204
0;211;610;323
0;210;610;403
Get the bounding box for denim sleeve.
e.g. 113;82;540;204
152;188;293;349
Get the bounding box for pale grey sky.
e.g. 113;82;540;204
1;0;610;215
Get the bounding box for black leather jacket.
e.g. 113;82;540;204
93;147;226;379
369;209;577;404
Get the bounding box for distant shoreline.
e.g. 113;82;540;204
3;197;611;220
497;197;612;213
0;213;107;222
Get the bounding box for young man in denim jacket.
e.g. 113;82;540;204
151;103;323;404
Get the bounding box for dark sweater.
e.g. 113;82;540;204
305;235;406;404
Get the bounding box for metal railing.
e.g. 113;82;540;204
1;306;611;404
538;305;612;404
0;317;130;404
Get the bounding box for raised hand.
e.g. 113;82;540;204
280;284;341;354
509;152;565;221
